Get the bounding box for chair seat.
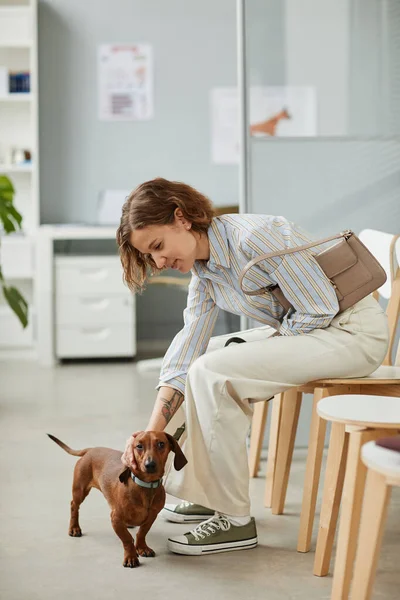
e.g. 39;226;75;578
317;394;400;428
362;441;400;482
306;365;400;387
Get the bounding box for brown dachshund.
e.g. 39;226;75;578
48;431;187;568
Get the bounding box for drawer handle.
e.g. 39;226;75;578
80;327;110;340
79;298;110;310
79;268;109;281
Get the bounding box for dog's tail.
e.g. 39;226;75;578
47;434;90;457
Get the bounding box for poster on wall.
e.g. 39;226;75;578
211;86;317;164
249;86;317;138
98;44;154;121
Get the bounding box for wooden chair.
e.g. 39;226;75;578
351;439;400;599
248;231;400;509
315;396;400;600
296;233;400;556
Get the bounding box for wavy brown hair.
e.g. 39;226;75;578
116;178;215;293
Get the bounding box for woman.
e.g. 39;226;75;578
117;177;389;556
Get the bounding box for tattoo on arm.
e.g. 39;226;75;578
160;390;184;425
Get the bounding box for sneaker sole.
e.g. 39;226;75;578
161;508;214;524
167;537;258;555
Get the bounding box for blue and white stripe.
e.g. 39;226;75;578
159;214;339;394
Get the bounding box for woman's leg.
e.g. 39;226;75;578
165;297;388;516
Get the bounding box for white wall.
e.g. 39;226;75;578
38;0;238;225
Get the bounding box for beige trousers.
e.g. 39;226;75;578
164;296;389;516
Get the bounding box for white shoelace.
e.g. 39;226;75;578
189;514;231;541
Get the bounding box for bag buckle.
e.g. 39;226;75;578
341;229;353;240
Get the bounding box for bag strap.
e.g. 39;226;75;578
239;230;353;296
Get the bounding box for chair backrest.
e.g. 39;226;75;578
359;230;400;366
359;229;399;300
388;239;400;366
395;238;400;366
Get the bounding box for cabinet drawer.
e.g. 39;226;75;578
56;324;135;359
55;256;126;295
56;294;133;326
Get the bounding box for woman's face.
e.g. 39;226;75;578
130;211;205;274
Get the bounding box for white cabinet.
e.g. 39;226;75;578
54;256;136;359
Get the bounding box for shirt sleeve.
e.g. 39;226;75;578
242;227;339;336
157;273;220;394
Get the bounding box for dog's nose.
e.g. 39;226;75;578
144;459;157;473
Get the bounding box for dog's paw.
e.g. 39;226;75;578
69;526;82;537
123;553;140;568
137;545;156;558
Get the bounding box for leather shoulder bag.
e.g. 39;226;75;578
239;230;387;314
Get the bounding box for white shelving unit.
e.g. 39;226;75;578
0;0;39;354
0;93;34;100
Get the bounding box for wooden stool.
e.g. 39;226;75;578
351;440;400;599
314;394;400;599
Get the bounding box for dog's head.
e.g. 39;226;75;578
119;431;187;484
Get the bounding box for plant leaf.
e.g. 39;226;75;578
0;176;27;329
2;284;29;328
0;175;15;195
0;175;22;233
0;208;17;233
7;204;23;227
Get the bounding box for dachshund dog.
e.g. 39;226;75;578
48;431;187;568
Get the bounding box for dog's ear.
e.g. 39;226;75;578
119;467;131;484
165;433;188;471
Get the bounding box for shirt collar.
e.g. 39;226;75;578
206;218;231;269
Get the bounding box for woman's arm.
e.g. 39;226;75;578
122;274;217;469
146;386;184;431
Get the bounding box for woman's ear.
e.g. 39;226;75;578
174;208;191;230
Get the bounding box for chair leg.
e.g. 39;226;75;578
313;422;349;576
264;394;283;507
248;400;269;478
297;387;329;552
331;428;395;600
271;389;302;515
351;470;391;600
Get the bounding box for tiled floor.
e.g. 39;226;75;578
0;360;398;599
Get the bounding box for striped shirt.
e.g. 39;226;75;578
158;214;339;394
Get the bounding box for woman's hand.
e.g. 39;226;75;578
121;431;141;470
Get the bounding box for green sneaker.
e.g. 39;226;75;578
161;501;215;523
167;515;258;555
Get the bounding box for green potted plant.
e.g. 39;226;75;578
0;174;28;328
